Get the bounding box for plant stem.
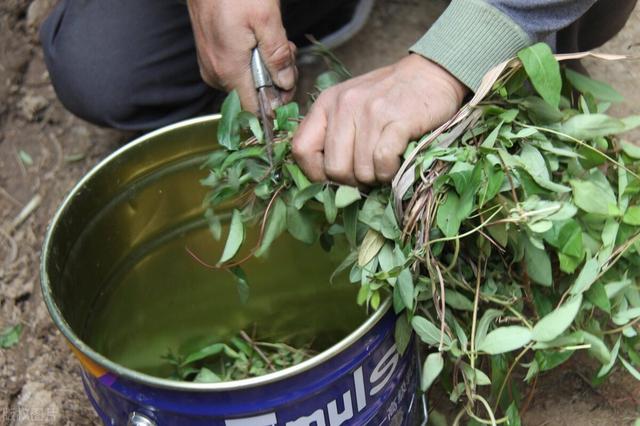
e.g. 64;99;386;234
470;255;483;374
240;330;276;372
493;343;533;412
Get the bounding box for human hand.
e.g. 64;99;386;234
187;0;298;112
292;54;468;185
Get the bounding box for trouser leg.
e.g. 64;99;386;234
557;0;637;53
40;0;216;131
40;0;356;131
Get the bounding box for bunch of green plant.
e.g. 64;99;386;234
198;43;640;424
164;331;314;383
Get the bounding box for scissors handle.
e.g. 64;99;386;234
251;48;273;89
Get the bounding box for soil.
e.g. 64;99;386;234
0;1;638;425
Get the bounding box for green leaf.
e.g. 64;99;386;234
570;257;599;295
565;68;624;102
582;331;611;364
452;319;468;351
380;203;401;240
421;352;444;391
358;229;385;267
620;140;640;159
457;163;482;221
377;243;396;271
230;266;250;304
517;43;562;108
475;309;503;348
535;349;574;372
448;162;474;194
524;238;552;286
474;368;492;386
520;96;564;124
397;268;414;310
436;192;461;237
394;313;412;355
335;185;361;208
412;316;451;348
558;221;583;258
605;278;632;299
293;183;323;209
519;145;570;193
275;102;299;132
0;324;22;348
460;363;491;386
532;294;582;342
330;251;358;283
194;367;222;383
597;337;620;378
481;122;503;148
612;307;640;325
444;289;474;311
359;196;385;230
482;163;505;206
506;401;522;426
285;163;311;190
315;70;344;91
18;150;33;166
343;203;359;247
560;114;626;140
571;179;620;216
286;205;316;244
622;115;640;133
205;209;222;240
585;282;611;313
217;90;242;150
181;343;227;366
619;356;640;381
322;186;337;224
219;210;244;264
478;326;532;355
237;111;263;142
256;198;287;257
623;206;640;225
220;146;264;171
532;331;584;350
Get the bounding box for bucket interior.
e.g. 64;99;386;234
43;117;367;379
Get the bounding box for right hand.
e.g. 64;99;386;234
187;0;298;112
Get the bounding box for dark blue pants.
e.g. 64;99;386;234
40;0;354;131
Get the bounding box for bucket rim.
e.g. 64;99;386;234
40;114;391;392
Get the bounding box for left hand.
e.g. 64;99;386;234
292;54;468;186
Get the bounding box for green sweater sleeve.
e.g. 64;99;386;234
410;0;531;92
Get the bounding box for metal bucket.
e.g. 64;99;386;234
40;115;421;425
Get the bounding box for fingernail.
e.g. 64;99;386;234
276;66;296;90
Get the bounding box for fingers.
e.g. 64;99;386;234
253;12;297;92
324;104;357;186
353;102;384;185
292;100;329;182
373;122;411;182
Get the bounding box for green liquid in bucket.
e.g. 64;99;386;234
81;222;366;379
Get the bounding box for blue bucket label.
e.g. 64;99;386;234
81;312;421;426
223;344;418;426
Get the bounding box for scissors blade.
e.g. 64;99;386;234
257;88;275;164
251;49;276;165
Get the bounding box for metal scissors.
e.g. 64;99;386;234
250;48;278;165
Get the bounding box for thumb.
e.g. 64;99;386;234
252;15;297;91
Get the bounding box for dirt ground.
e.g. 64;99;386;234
0;1;639;425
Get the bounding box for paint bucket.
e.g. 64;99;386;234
40;115;423;425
